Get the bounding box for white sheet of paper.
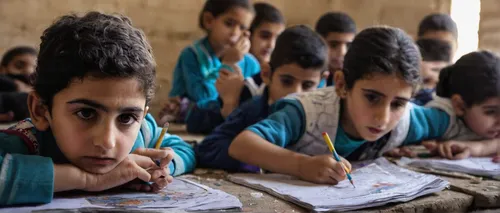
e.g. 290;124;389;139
228;158;448;212
399;157;500;179
0;178;242;213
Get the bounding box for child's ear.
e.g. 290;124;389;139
202;12;215;30
144;106;149;119
27;92;50;131
334;71;347;98
260;63;272;85
451;94;466;116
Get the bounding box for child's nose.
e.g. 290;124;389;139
374;106;390;126
93;124;117;150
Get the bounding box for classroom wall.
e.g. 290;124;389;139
0;0;450;115
479;0;500;53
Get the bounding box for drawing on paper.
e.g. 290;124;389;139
86;191;200;208
370;182;398;193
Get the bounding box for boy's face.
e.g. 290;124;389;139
204;7;254;53
454;96;500;139
335;72;413;141
29;77;147;174
250;22;285;63
421;60;449;89
420;31;457;60
324;32;355;72
263;63;323;104
1;53;37;76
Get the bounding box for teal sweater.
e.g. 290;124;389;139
0;114;196;206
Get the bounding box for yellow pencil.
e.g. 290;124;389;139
322;132;355;188
154;122;169;149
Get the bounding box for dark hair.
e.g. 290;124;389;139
343;26;421;91
436;51;500;106
249;3;285;34
416;38;452;62
33;11;156;109
315;12;356;37
418;13;458;39
198;0;253;31
1;46;37;67
269;25;328;73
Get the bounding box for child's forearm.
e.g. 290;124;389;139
468;139;500;157
229;130;307;177
53;164;86;192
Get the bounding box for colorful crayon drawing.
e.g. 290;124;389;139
86;191;201;208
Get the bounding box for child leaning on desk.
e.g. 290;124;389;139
0;11;195;206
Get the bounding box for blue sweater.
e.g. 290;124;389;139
170;37;260;133
0;114;196;205
247;99;450;161
196;88;270;172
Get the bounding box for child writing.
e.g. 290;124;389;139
228;26;455;184
196;25;328;172
417;13;458;60
419;51;500;162
411;38;452;106
315;12;356;86
0;12;195;206
164;0;260;134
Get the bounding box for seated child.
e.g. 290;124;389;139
240;2;286;99
417;13;458;60
228;26;455;184
0;46;38;122
420;51;500;161
315;12;356;86
196;25;328;172
164;0;260;133
0;46;37;93
0;12;195;206
411;38;452;106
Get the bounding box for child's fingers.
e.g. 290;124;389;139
437;144;447;158
132;162;153;182
422;141;438;152
492;155;500;163
340;158;352;173
400;147;417;158
165;174;174;183
129;154;158;170
384;149;401;157
330;163;347;181
443;144;454;159
453;147;470;160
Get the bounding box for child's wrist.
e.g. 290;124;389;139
294;154;310;178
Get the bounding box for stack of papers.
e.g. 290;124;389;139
399;157;500;180
1;178;242;213
228;158;448;212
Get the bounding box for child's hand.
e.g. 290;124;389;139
82;154;156;192
297;155;351;184
216;66;245;117
158;97;182;124
0;111;14;122
493;155;500;163
222;32;251;65
423;141;471;160
130;148;175;191
384;147;417;158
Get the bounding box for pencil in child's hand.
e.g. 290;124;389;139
322;132;355;188
153;122;169;166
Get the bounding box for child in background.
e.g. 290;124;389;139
420;51;500;161
0;12;195;206
241;2;286;97
417;13;458;60
164;0;260;134
196;25;328;172
0;46;37;93
412;38;452;106
229;26;456;184
0;46;37;123
315;12;356;86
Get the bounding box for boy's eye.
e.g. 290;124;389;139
118;114;138;125
76;109;96;120
302;82;315;91
280;78;294;87
390;100;407;110
224;20;236;28
484;109;498;116
364;93;380;104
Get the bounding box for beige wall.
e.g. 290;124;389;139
479;0;500;53
0;0;451;114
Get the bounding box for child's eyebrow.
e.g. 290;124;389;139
482;105;500;110
67;99;144;113
361;88;410;102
